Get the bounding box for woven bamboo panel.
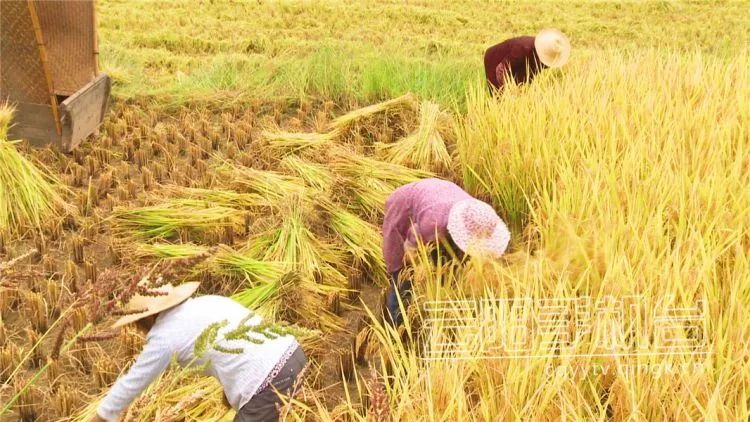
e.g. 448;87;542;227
35;0;97;96
0;0;50;104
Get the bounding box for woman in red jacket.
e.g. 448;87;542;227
484;28;571;93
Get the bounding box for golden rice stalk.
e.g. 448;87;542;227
92;355;119;389
0;105;72;236
53;388;81;419
21;291;48;333
1;343;20;383
262;129;339;155
14;379;42;422
376;101;453;174
136;242;210;260
328;93;418;132
280;156;334;191
112;199;245;240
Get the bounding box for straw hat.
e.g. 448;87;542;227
112;281;200;329
446;199;510;258
534;28;571;68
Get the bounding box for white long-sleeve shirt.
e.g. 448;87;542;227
97;295;298;422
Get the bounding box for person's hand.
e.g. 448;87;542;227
404;243;418;263
90;414;107;422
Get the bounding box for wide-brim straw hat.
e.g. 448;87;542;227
447;199;510;258
112;281;200;329
534;28;571;68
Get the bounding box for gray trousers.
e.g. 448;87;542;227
234;347;307;422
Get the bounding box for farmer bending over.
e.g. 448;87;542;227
91;281;306;422
484;28;570;93
382;178;510;327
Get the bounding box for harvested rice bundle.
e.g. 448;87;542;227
160;186;270;209
219;164;306;202
0;105;71;235
234;271;342;332
259;202;347;287
328;93;418;133
332;148;432;187
112;199;244;240
326;206;388;286
72;373;230;422
136;243;210;260
344;177;394;218
280;156;334;192
212;246;286;285
262;130;339;156
376;101;453;174
332;148;431;217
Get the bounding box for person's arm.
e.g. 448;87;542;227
382;191;412;274
494;61;509;91
95;336;172;422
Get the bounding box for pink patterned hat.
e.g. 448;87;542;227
446;199;510;258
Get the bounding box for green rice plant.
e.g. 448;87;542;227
112;199;244;240
0;105;71;236
326;205;388;286
279;156;334;192
160;186;270;209
263;130;339;155
376;101;453;174
136;243;209;260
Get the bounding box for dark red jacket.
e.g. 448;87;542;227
484;36;547;92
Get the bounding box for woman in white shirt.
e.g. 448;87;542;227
91;281;306;422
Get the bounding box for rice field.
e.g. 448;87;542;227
1;0;749;421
